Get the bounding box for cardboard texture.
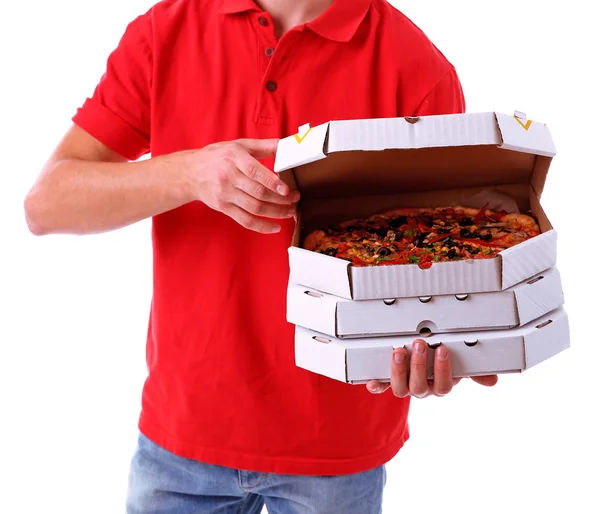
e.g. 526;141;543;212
294;308;570;383
274;112;558;300
287;267;564;338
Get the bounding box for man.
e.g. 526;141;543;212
24;0;497;512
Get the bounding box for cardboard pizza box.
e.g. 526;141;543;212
294;307;570;383
274;111;557;300
287;266;564;338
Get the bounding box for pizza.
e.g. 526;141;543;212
302;204;541;269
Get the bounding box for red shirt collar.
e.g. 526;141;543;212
218;0;260;14
218;0;373;43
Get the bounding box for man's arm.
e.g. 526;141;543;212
24;125;297;236
25;124;190;235
24;7;297;237
413;66;466;116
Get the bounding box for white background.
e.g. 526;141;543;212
1;0;598;513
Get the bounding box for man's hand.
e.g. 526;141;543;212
184;138;299;234
366;339;498;398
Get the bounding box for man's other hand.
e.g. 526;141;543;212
366;339;498;398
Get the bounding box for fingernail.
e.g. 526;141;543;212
394;351;405;364
436;346;449;360
270;225;281;233
414;341;425;355
277;185;288;195
287;207;296;217
292;191;301;202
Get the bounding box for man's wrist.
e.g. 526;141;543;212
152;150;200;206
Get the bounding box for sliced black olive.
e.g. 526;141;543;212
324;247;337;257
347;225;361;232
366;226;377;234
447;249;457;259
437;228;450;234
460;228;471;238
480;232;492;241
444;237;454;246
414;232;429;247
470;231;480;239
327;226;340;233
376;227;389;238
390;244;399;252
394;231;405;240
390;216;407;228
420;216;433;228
459;217;473;227
377;247;391;257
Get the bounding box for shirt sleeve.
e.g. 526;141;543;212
413;66;466;116
72;13;153;161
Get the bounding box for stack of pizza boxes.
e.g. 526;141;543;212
274;112;570;384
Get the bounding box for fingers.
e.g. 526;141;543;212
431;345;454;396
471;375;499;387
234;170;299;206
408;340;429;398
376;343;496;401
232;189;296;220
232;146;291;196
390;348;409;398
235;138;279;159
223;204;282;234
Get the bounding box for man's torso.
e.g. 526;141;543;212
74;0;463;475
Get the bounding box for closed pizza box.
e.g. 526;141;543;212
287;266;564;338
274;111;558;300
294;307;570;383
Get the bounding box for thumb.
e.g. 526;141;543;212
236;138;280;159
470;375;498;387
367;380;390;394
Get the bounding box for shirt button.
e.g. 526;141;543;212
265;47;274;57
258;16;268;26
266;80;278;92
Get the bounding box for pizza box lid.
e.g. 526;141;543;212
294;307;570;383
287;266;564;338
274;111;558;300
274;111;556;199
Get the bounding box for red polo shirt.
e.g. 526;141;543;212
73;0;465;475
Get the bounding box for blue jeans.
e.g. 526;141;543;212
126;433;386;514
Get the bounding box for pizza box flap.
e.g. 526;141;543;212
274;112;556;200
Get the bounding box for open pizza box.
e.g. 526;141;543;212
274;111;557;300
294;307;570;383
287;266;564;339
